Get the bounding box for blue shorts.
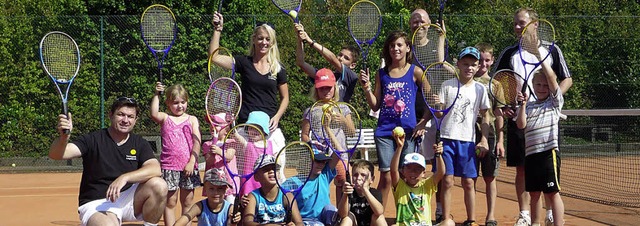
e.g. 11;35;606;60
433;139;477;178
302;204;337;226
375;136;415;172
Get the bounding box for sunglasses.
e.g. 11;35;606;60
117;97;137;104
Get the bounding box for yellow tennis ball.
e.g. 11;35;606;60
476;149;481;156
289;10;298;18
393;126;405;137
11;163;16;167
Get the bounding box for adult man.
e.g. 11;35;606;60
493;7;572;226
49;97;168;226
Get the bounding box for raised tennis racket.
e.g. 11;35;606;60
321;102;361;184
208;47;235;83
306;100;335;152
222;123;268;220
205;77;241;138
489;69;524;109
39;31;81;135
141;4;177;94
348;0;382;70
271;0;302;23
411;23;446;70
438;0;447;26
518;19;556;101
275;141;313;223
422;62;460;143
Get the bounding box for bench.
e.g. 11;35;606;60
299;128;376;161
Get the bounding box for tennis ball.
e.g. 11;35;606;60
393;126;405;137
289;10;298;18
11;163;16;167
476;149;481;156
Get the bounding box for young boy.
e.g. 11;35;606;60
516;36;565;226
294;149;341;225
391;128;445;226
244;154;303;226
175;168;241;226
438;47;491;226
336;159;386;226
473;42;505;226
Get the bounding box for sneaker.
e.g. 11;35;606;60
486;220;498;226
545;215;554;226
514;213;531;226
463;220;480;226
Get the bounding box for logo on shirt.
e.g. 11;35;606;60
126;149;137;161
130;149;137;155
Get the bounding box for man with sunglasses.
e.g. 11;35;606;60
49;97;167;226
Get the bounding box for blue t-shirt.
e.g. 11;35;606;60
252;189;287;224
375;64;418;137
198;199;231;226
295;164;337;219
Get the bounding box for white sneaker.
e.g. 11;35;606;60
545;215;554;226
514;213;531;226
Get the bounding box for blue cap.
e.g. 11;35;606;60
458;46;480;60
246;111;270;136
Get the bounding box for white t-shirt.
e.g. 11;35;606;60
439;79;490;142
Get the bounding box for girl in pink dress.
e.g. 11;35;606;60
150;82;202;226
202;112;238;203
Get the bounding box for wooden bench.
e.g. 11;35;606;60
299;128;376;161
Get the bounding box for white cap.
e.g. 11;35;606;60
403;153;426;169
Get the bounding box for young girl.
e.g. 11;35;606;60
202;112;238;203
238;111;274;196
175;169;241;226
359;31;427;209
150;82;202;226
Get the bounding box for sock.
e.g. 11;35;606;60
521;210;531;221
143;222;158;226
547;210;554;220
436;202;443;214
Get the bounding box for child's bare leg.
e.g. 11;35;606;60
164;190;178;226
378;171;391;210
180;188;195;226
442;175;455;223
515;165;530;212
547;192;564;226
529;191;542;225
484;176;497;222
462;177;476;222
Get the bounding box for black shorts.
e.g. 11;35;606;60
506;119;525;167
475;123;499;177
524;149;561;193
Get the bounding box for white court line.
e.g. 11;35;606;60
0;186;77;190
0;193;77;198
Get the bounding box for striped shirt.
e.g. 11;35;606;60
524;88;564;156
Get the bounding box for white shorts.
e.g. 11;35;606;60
78;183;142;225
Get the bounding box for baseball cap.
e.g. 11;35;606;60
403;153;426;169
253;154;280;171
205;112;229;126
313;149;332;161
458;46;480;60
203;168;232;187
315;68;336;88
245;111;270;136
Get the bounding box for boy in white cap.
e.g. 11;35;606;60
175;168;241;226
244;154;303;226
391;128;445;225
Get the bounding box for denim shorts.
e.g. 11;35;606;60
375;136;415;172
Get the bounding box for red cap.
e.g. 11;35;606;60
315;68;336;88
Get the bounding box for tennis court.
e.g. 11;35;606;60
0;168;627;226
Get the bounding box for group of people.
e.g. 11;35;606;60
48;5;571;226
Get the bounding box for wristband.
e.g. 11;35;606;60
434;153;442;157
309;40;315;47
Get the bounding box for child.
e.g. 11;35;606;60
473;42;505;226
150;82;202;226
175;169;241;226
202;112;238;203
300;68;355;202
294;23;360;103
336;159;386;226
244;154;303;226
358;30;427;209
437;47;491;226
516;36;565;226
237;111;274;196
391;128;445;225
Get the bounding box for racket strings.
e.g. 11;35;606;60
413;25;443;68
41;34;79;82
279;144;313;191
141;6;175;50
272;0;300;10
492;71;519;106
348;3;381;41
423;63;458;111
309;105;329;150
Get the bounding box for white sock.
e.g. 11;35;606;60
521;210;531;219
143;222;158;226
547;210;554;220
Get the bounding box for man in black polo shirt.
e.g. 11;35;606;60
49;97;167;226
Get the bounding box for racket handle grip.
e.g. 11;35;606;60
345;170;351;184
232;195;241;220
435;130;441;144
63;103;70;135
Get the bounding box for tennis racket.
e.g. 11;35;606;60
271;0;302;23
305;100;333;152
489;69;524;109
222;123;268;220
141;4;177;94
438;0;447;26
411;23;446;70
275;141;314;223
518;19;556;101
205;77;241;138
422;62;460;143
348;0;382;70
321;102;361;184
39;31;81;135
208;47;236;83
